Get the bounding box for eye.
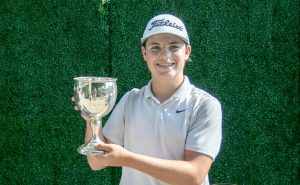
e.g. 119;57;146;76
169;45;180;51
150;46;161;51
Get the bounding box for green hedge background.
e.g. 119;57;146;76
1;0;299;185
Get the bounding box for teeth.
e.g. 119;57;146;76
157;63;173;67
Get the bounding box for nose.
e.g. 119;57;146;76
160;48;171;61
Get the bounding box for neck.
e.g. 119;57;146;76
151;76;184;103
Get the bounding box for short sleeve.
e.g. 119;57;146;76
103;92;129;146
185;97;222;161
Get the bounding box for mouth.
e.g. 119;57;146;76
156;63;175;67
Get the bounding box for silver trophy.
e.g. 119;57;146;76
74;77;117;155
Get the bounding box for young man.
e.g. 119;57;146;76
78;14;222;185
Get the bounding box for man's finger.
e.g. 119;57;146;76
94;143;112;152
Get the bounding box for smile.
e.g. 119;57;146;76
157;63;175;67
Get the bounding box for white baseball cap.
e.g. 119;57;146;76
141;14;190;45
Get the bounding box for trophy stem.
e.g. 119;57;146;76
77;117;105;155
90;117;103;145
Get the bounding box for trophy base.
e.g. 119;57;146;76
77;143;105;155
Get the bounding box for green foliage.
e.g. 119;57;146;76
1;0;299;185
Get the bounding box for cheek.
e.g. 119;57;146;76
174;52;186;62
145;60;154;70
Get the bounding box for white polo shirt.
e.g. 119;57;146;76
103;76;222;185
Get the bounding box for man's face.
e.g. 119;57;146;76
141;33;191;80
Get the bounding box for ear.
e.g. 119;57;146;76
185;45;192;61
141;46;147;61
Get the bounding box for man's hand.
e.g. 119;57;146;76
71;96;91;123
93;143;130;167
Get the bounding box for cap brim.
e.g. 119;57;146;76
141;32;190;45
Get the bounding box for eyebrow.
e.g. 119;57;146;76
169;41;181;45
148;41;181;46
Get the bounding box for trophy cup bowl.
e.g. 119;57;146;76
74;77;117;155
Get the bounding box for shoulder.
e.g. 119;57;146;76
186;86;222;119
124;86;146;98
188;85;221;107
119;86;147;104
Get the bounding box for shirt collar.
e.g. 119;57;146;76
144;76;191;100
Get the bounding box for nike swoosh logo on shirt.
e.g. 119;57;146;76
176;109;187;113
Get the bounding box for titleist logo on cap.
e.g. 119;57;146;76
148;19;183;31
